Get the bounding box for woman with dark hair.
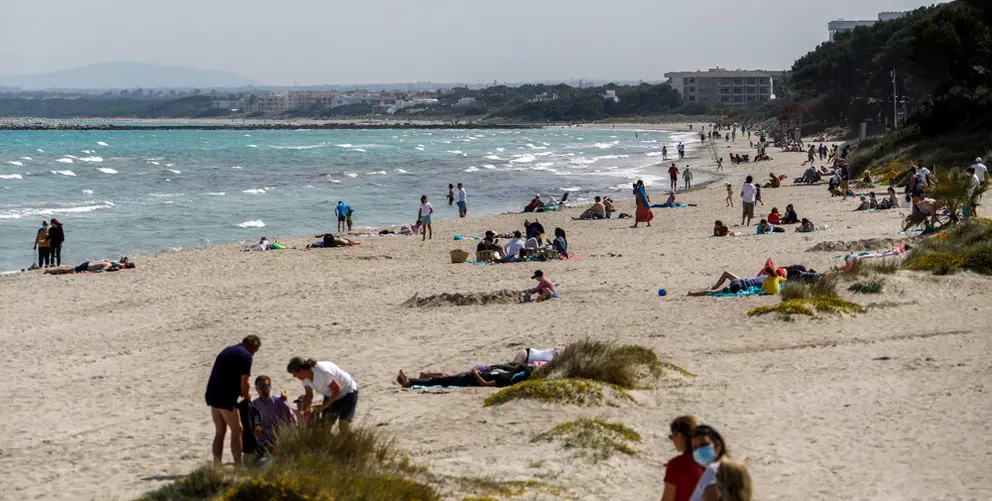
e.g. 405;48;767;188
34;220;51;268
46;218;65;266
688;424;730;501
661;415;703;501
552;227;568;258
632;180;654;228
287;357;358;433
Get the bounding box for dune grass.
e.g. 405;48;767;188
903;220;992;275
456;477;567;500
533;419;641;462
749;275;865;319
482;378;634;407
839;257;902;279
848;280;885;294
138;423;440;501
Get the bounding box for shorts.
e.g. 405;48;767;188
320;390;358;423
727;280;745;294
421;215;432;225
337;216;346;222
457;201;466;210
742;202;755;218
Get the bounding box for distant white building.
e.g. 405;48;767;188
386;98;438;114
827;11;911;41
664;68;784;107
453;97;477;108
528;92;558;103
602;89;619;102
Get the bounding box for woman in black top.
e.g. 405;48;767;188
46;218;65;266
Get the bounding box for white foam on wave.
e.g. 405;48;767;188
98;167;118;174
464;166;480;173
0;202;112;219
237;220;265;228
7;161;23;166
482;164;497;169
395;168;409;174
484;155;500;160
0;174;23;180
510;154;536;164
270;143;328;150
525;143;548;150
327;178;342;184
496;147;506;152
149;193;181;198
570;157;596;165
447;150;466;156
593;141;620;149
169;169;182;174
79;156;103;163
81;189;94;195
645;151;664;157
344;172;358;178
165;163;175;167
352;148;367;153
231;166;243;169
336;144;353;148
561;186;582;192
205;192;226;196
82;149;94;154
534;162;555;168
147;161;161;165
594;154;630;161
415;145;425;151
36;148;44;153
97;141;109;147
368;170;386;175
56;158;74;164
247;144;258;148
145;157;164;161
21;157;32;161
242;188;268;194
52;170;76;176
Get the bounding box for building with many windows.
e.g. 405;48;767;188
664;68;783;107
827;11;911;41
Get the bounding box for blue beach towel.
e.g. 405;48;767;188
707;285;764;297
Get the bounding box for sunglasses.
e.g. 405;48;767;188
256;384;271;389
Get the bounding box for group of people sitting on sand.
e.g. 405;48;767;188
713;204;815;236
853;188;901;211
475;221;569;263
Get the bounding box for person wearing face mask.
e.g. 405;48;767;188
34;220;51;268
661;415;703;501
688;424;730;501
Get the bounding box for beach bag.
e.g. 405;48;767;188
450;249;470;264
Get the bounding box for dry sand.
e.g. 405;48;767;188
1;130;990;501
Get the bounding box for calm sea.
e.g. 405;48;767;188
0;127;699;271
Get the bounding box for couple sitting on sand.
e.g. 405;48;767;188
574;196;616;220
396;347;558;389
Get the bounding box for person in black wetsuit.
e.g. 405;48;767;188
46;218;65;266
396;364;531;388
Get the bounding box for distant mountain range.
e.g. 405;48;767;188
0;62;259;90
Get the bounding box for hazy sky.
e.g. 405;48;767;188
1;0;937;85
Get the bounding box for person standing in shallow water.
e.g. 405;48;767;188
46;218;65;267
448;184;455;206
34;220;51;268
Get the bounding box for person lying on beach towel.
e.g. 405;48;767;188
687;264;786;296
651;192;684;208
308;233;360;248
396;364;531;388
512;347;559;365
796;218;817;233
574;196;608;220
756;219;785;234
44;259;135;274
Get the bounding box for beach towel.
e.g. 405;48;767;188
650;203;688;209
708;286;764;297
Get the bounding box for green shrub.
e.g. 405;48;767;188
749;297;864;319
533;339;690;389
483;378;634;407
533;419;641;462
903;219;992;275
964;243;992;275
848;280;884;294
780;275;838;301
216;473;332;501
137;465;231;501
904;252;966;274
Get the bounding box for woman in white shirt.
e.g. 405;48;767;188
417;195;433;241
688;424;730;501
287;357;359;432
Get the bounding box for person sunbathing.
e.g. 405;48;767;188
575;196;607;220
308;233;359;248
781;204;800;224
713;220;731;237
45;259;135;274
687;264;785;296
797;218;817;232
756;219;781;234
396;364;531;388
652;192;679;208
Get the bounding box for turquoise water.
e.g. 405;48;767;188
0;127;694;271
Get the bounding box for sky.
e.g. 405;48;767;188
0;0;939;86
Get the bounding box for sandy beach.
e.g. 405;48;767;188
2;128;990;501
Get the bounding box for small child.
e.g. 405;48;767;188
725;183;734;207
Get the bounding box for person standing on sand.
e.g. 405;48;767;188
669;163;680;192
740;176;757;226
46;218;65;267
725;183;734;208
418;195;433;241
457;183;467;217
716;157;724;172
205;335;261;467
683;166;693;190
287;357;359;433
632;180;654;228
448;183;455;206
335;201;348;233
34;220;51;268
661;415;703;501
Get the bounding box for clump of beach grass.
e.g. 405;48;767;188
902;220;992;275
483;378;634;407
533;419;641;462
456;477;567;500
848;280;885;294
749;275;865;319
840;257;902;279
139;423;441;501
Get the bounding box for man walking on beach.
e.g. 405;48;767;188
457;183;467;217
741;175;757;226
668;163;679;192
335;201;349;233
683;166;693;190
205;335;261;467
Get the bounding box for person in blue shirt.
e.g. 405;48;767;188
335;201;348;232
205;335;261;467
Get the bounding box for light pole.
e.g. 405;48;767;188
891;69;898;129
